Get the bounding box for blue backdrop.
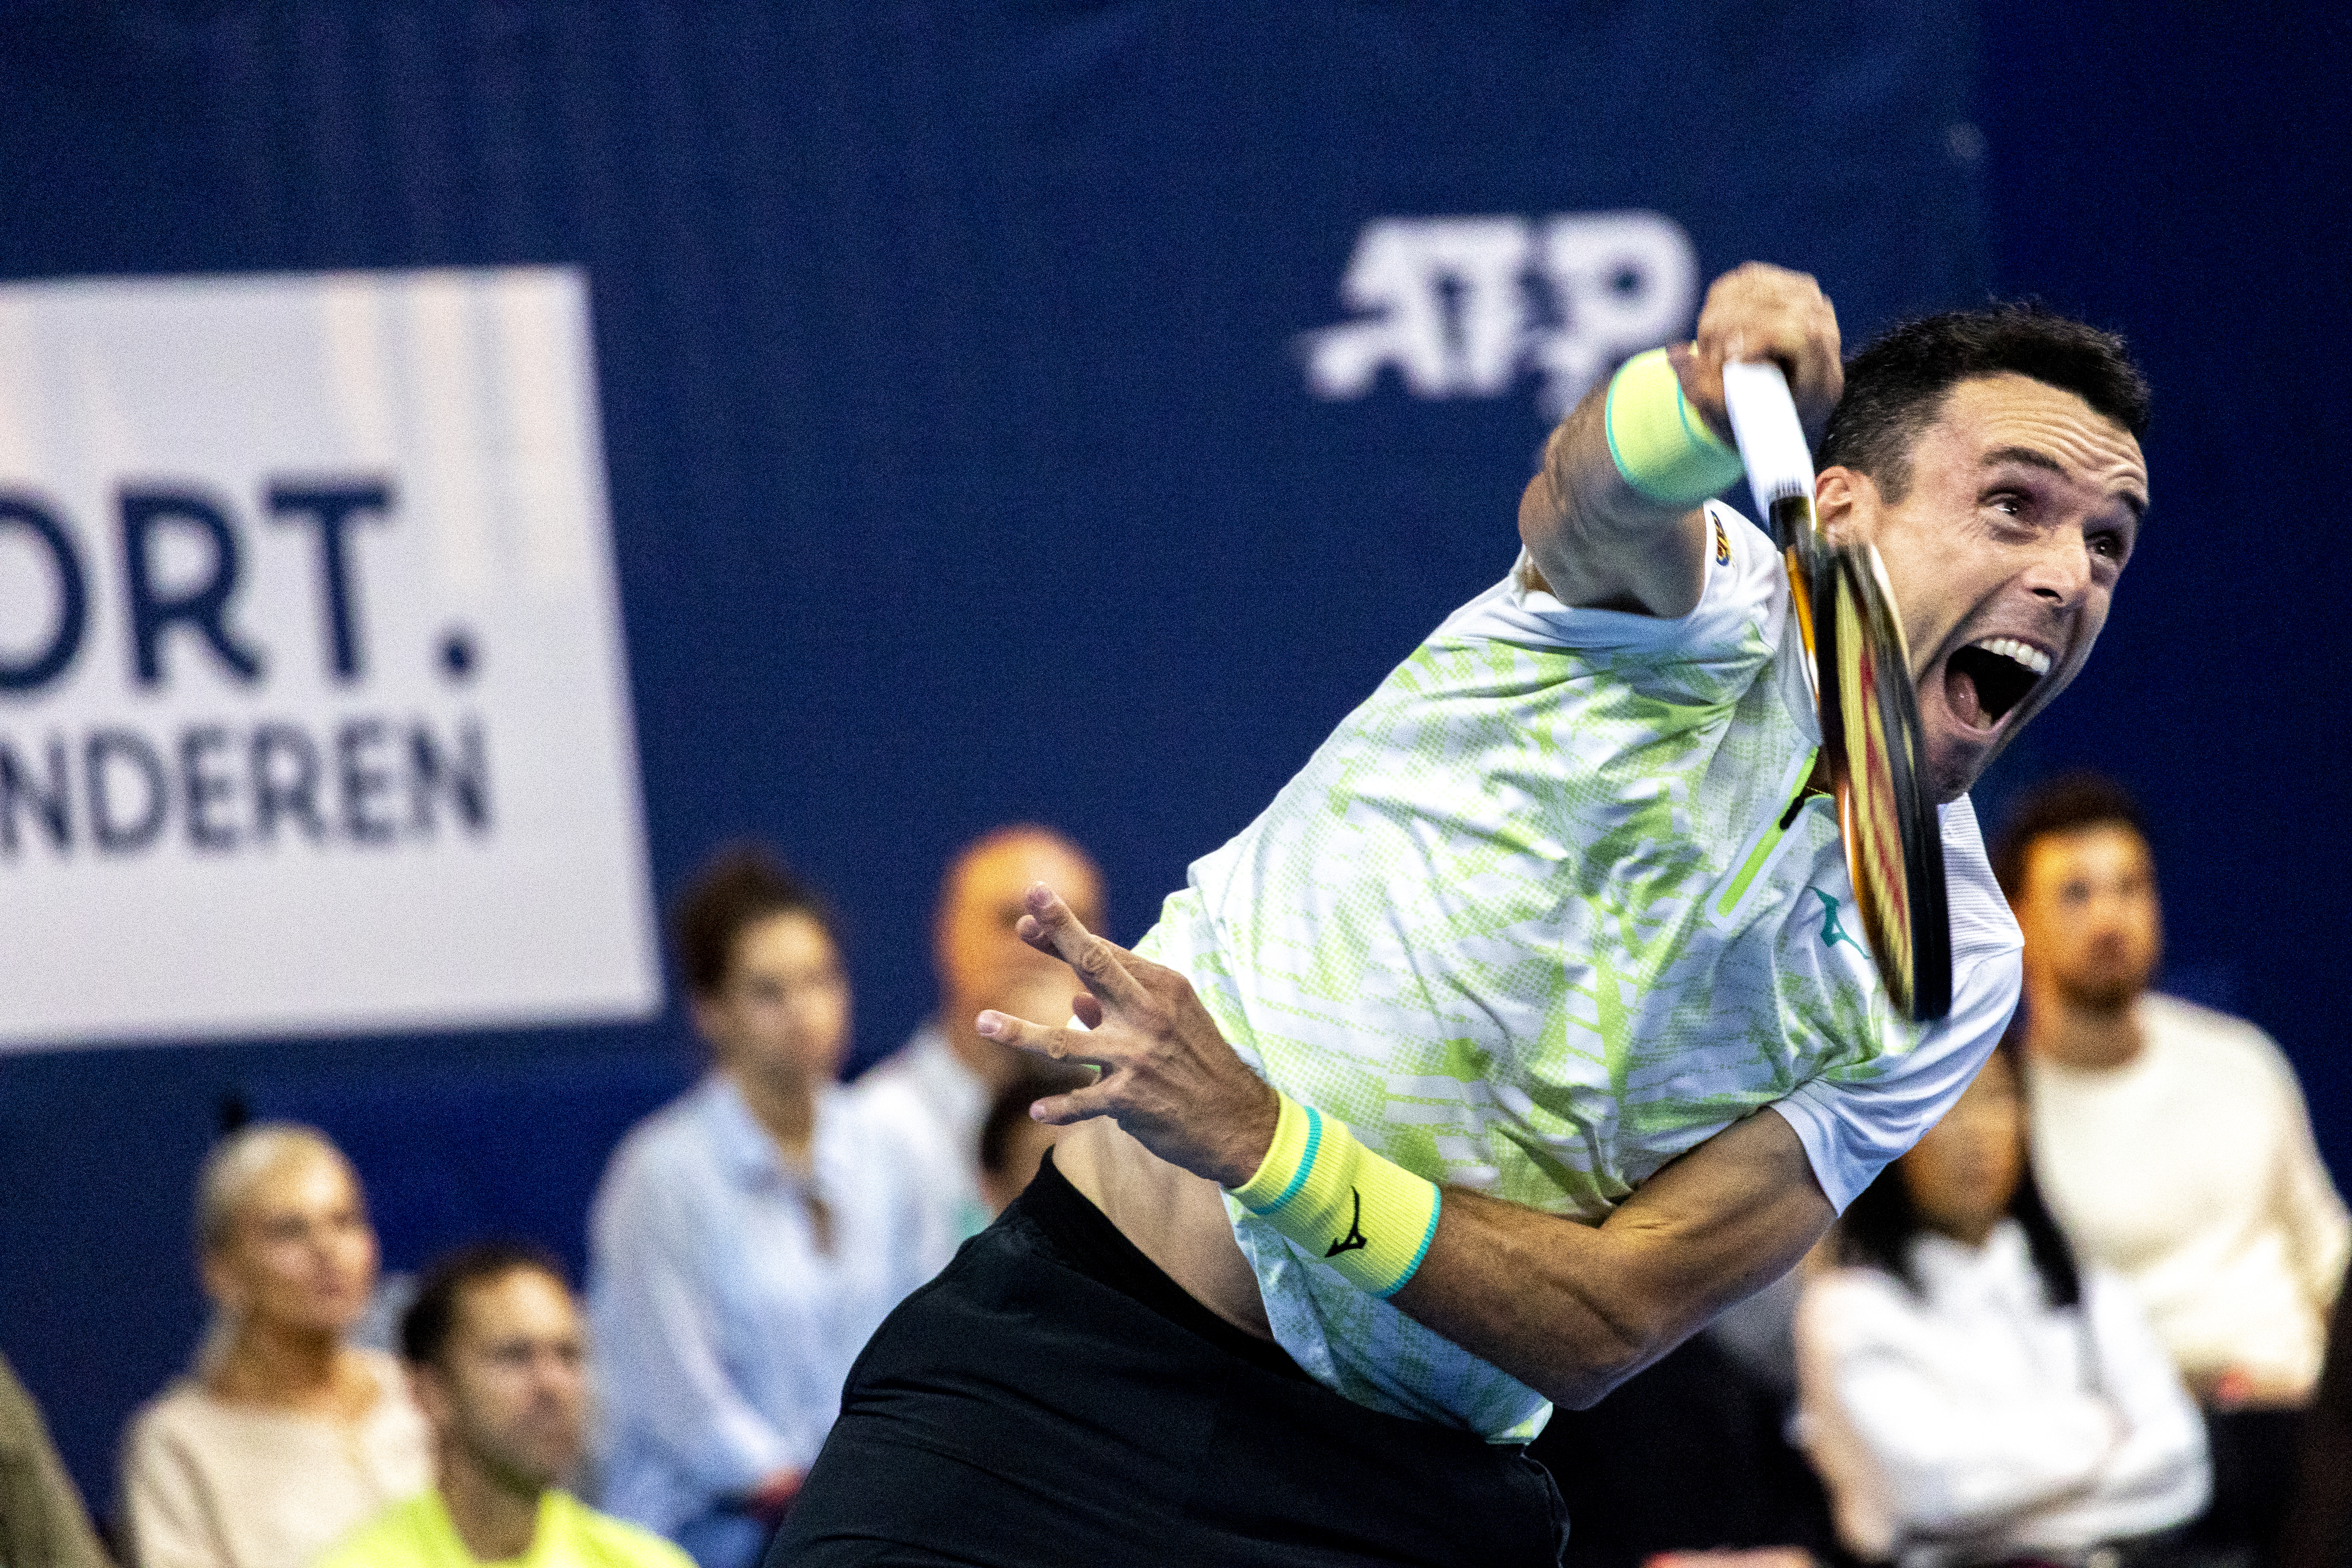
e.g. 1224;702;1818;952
0;0;2343;1514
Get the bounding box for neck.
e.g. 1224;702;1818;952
210;1320;353;1411
438;1448;545;1564
1935;1215;2002;1250
729;1065;818;1164
2024;978;2143;1070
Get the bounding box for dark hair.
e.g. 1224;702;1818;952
1988;771;2151;903
1835;1041;2082;1309
1819;304;2151;505
672;842;836;999
399;1239;568;1368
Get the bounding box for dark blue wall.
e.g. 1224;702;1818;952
1965;0;2352;1181
0;0;2340;1517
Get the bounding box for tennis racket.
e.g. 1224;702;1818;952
1722;360;1952;1022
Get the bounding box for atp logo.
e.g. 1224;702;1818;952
1303;212;1698;418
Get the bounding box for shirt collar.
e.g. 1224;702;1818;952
697;1072;841;1190
1908;1218;2033;1297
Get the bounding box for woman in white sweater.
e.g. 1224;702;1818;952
1795;1045;2208;1568
120;1124;429;1568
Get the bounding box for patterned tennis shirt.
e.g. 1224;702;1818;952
1133;501;2023;1441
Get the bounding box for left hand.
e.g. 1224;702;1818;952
973;883;1280;1189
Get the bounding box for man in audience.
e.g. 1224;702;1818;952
860;825;1103;1237
1995;772;2348;1559
318;1242;690;1568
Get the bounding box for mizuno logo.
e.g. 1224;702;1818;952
1813;889;1865;956
1326;1189;1368;1257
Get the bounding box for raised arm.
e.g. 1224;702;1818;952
1521;262;1842;618
983;887;1834;1409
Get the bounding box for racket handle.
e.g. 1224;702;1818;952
1722;360;1816;520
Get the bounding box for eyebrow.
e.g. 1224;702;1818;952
1981;444;2147;522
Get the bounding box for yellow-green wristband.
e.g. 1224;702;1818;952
1605;346;1744;507
1229;1090;1441;1299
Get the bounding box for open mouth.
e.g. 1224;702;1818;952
1944;637;2049;731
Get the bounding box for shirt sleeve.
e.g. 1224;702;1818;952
1436;502;1782;695
870;1093;959;1300
0;1355;110;1568
587;1140;797;1494
2081;1268;2212;1522
1771;943;2021;1213
2258;1036;2352;1317
120;1409;229;1568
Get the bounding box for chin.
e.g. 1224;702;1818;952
1922;730;1989;806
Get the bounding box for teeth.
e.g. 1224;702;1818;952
1971;636;2051;677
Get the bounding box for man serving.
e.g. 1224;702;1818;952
774;264;2153;1566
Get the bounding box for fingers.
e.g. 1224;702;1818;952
1027;1082;1119;1127
1691;262;1843;436
1014;882;1146;1009
974;1008;1111;1071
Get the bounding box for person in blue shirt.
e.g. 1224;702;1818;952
587;845;952;1568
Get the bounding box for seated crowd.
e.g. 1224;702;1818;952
4;786;2349;1568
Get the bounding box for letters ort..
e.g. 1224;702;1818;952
0;477;492;861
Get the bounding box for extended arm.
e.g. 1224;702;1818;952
1396;1103;1832;1406
982;885;1834;1409
1518;262;1842;618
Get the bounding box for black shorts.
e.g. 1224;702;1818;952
768;1151;1568;1567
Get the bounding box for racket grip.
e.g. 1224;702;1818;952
1723;360;1816;517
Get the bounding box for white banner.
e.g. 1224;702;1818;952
0;267;660;1049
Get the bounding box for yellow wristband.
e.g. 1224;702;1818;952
1604;346;1744;507
1228;1091;1441;1299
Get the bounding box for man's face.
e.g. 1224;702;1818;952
2014;823;2162;1013
417;1268;589;1496
937;831;1104;1016
1819;373;2148;802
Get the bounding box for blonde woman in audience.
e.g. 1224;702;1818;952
120;1124;429;1568
1796;1044;2209;1568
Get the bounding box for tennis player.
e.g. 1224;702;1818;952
773;264;2153;1566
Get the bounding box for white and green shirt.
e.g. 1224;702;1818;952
1134;502;2022;1442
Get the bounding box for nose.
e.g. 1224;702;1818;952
2023;529;2095;608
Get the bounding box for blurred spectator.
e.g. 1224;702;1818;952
587;845;950;1568
2280;1270;2352;1568
2;1351;113;1568
317;1243;690;1568
861;825;1103;1238
120;1125;429;1568
1996;774;2348;1560
974;1070;1071;1217
1796;1045;2208;1568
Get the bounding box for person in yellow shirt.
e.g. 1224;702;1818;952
319;1244;692;1568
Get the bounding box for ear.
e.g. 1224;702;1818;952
200;1251;247;1316
1813;466;1880;548
689;994;731;1062
409;1360;455;1429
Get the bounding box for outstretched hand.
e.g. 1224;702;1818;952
973;883;1280;1190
